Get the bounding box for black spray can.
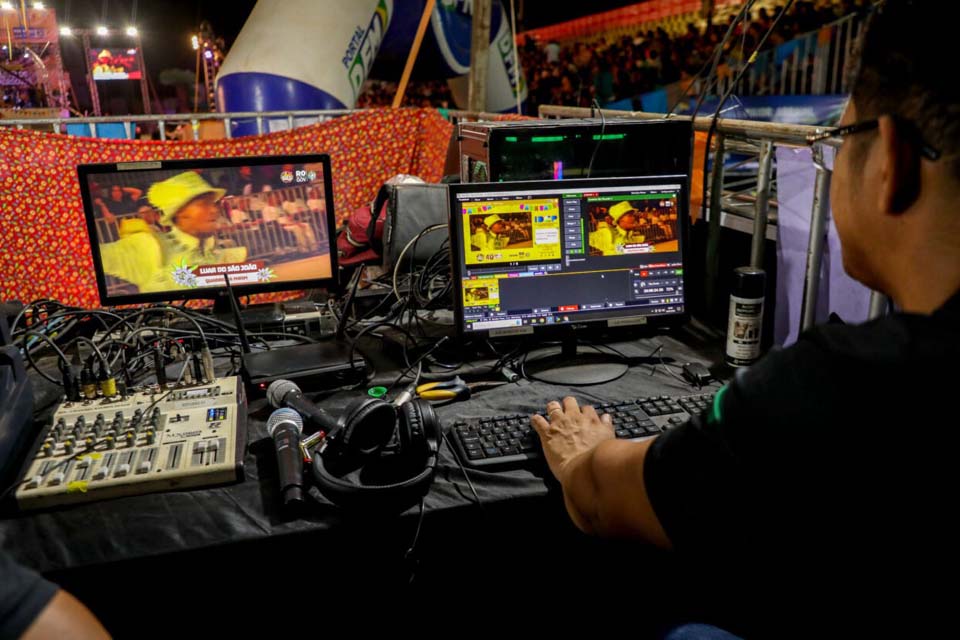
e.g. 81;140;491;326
725;267;766;367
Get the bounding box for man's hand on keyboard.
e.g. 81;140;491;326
530;397;615;484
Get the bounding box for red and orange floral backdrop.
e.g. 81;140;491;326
0;108;453;308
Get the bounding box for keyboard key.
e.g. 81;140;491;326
457;392;718;469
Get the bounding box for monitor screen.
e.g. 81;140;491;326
78;155;337;305
492;120;692;182
449;176;689;337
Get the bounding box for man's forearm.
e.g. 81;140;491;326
559;448;601;534
557;438;671;547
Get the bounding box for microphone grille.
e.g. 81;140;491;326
266;408;303;438
266;379;300;408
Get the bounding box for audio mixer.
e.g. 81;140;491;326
15;376;247;509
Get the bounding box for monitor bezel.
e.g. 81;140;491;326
448;175;691;339
78;153;339;306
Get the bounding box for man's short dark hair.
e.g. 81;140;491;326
850;0;960;179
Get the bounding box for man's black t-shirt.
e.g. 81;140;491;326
644;291;960;636
0;550;57;637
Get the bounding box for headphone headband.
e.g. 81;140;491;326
311;398;440;511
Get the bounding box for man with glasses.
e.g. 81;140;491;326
529;1;957;636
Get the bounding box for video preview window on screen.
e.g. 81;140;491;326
88;163;331;297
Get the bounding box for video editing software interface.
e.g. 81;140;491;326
453;177;687;333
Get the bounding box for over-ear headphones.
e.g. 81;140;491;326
312;396;440;511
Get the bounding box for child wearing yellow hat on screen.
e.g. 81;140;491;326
589;201;645;255
99;172;247;293
471;214;511;252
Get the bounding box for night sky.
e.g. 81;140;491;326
50;0;641;75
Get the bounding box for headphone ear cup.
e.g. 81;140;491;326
398;401;417;455
338;398;397;458
420;400;441;456
399;399;439;458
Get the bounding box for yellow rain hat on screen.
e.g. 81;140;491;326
609;201;637;223
148;172;225;226
483;214;502;227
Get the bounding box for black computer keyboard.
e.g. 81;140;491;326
449;393;715;470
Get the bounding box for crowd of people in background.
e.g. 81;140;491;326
522;0;867;113
356;79;454;109
1;87;38;109
355;0;867;112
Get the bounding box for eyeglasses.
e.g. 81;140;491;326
806;118;942;161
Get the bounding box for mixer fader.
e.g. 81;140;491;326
16;376;247;509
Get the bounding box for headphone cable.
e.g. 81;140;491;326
443;431;486;513
404;498;427;585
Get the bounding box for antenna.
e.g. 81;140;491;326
222;273;251;355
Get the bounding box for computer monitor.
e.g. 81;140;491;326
78;154;337;306
449;175;689;346
458;119;693;183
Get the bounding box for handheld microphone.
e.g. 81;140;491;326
266;408;305;507
267;379;339;436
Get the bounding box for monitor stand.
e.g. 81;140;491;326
212;291;283;326
522;336;629;386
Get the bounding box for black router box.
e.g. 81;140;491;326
242;341;365;397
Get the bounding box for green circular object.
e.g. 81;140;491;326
368;386;388;398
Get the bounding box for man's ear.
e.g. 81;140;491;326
877;115;921;214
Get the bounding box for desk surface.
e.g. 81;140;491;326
0;331;725;576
